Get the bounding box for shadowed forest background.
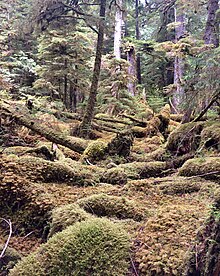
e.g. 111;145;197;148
0;0;220;275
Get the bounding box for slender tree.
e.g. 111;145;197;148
114;0;123;58
135;0;142;84
204;0;219;47
78;0;107;138
172;7;186;112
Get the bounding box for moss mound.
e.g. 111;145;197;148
77;193;144;221
178;157;220;181
49;204;93;237
119;161;170;179
3;155;100;186
10;218;130;276
158;177;209;195
166;122;204;155
101;167;127;185
200;121;220;151
82;140;108;161
0;245;21;275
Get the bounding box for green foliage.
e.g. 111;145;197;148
10;218;130;276
0;245;21;274
35;25;93;110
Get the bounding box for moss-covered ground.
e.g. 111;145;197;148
0;104;220;275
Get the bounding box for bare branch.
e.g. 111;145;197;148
0;218;12;258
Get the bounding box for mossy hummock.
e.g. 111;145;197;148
10;218;130;276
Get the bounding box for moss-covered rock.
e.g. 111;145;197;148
10;218;130;276
166;122;204;155
49;204;93;237
82;140;108;161
0;245;21;275
101;167;127;185
77;193;144;221
178;157;220;181
131;126;147;138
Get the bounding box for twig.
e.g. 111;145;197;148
130;254;139;276
0;218;12;258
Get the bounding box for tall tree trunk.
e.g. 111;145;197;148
78;0;106;138
204;0;219;47
114;0;123;59
172;11;186;112
127;45;136;96
69;80;77;113
135;0;141;84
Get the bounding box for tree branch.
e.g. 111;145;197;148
0;219;12;258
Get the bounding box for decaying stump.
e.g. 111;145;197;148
107;131;134;158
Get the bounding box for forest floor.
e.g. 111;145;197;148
0;100;220;275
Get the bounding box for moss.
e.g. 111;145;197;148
0;245;21;275
136;108;153;121
10;218;130;276
82;140;108;161
158;177;204;195
178;157;220;181
119;161;170;179
200;121;220;151
131;126;147;138
214;188;220;209
4;155;100;186
166;122;204;155
77;193;144;221
101;167;127;185
49;204;93;237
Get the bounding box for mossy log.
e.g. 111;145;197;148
166;122;204;155
178;157;220;182
184;216;220;276
77;194;144;221
0;103;88;153
1;155;101;185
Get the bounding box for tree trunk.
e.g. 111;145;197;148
204;0;219;47
78;0;107;138
0;103;88;153
69;80;77;113
135;0;141;84
172;11;186;112
114;0;123;59
127;45;136;96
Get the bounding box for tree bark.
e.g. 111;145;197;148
114;0;123;59
135;0;141;84
172;11;186;112
204;0;219;47
78;0;107;138
127;45;136;96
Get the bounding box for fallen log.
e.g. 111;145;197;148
0;102;88;153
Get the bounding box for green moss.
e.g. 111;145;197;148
10;218;130;276
0;245;21;275
82;140;108;161
178;157;220;181
166;122;204;155
200;121;220;151
119;161;169;179
49;204;93;237
3;155;100;186
77;193;144;221
101;167;127;185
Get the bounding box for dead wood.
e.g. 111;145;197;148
0;102;88;153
